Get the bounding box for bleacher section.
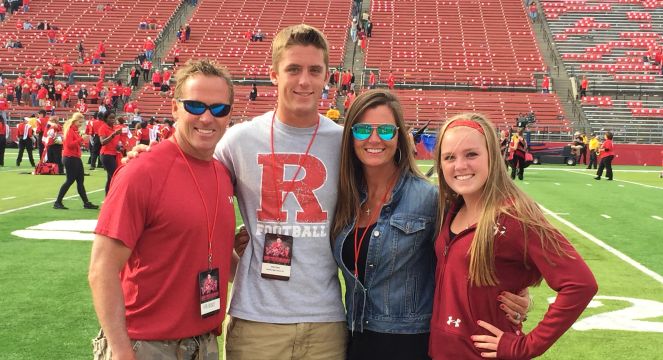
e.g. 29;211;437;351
0;0;182;77
541;0;663;93
364;0;546;89
581;96;663;142
164;0;351;80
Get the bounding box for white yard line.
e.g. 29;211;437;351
0;189;104;215
540;204;663;286
600;214;611;219
566;169;663;190
1;196;16;200
652;216;663;221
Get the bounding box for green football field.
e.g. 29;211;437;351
1;151;662;359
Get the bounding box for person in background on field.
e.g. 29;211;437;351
16;117;36;167
595;131;614;181
45;116;64;174
587;133;600;170
508;127;527;180
429;113;597;359
97;111;121;193
249;83;257;101
0;118;6;166
54;112;99;210
89;59;238;360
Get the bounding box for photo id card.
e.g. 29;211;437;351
198;268;220;318
261;233;293;281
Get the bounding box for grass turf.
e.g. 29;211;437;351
1;156;662;359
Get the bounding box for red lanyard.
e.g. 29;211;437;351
173;138;219;269
269;109;320;223
353;175;398;278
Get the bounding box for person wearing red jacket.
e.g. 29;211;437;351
16;118;36;167
144;36;155;60
430;113;597;360
387;72;395;89
595;131;615;181
54;112;98;209
97;111;121;194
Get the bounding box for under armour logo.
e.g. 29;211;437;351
493;223;506;236
447;316;461;328
228;196;234;204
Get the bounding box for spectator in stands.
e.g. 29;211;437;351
185;23;191;41
244;29;252;41
249;83;258;101
53;113;98;207
130;65;141;89
341;70;351;95
587;133;600;170
251;29;264;42
152;69;162;89
322;83;329;99
136;121;149;145
580;75;588;98
47;28;57;43
14;82;22;105
22;0;29;12
351;18;358;43
366;17;373;37
23;20;32;30
542;75;550;93
509;127;528;180
159;81;171;97
16;117;36;167
0;4;5;22
529;2;537;22
78;84;88;102
368;70;376;89
122;84;132;105
344;89;356;110
387;72;395;89
595;132;614;181
173;46;181;64
62;61;75;84
142;59;153;82
147;17;157;30
76;41;85;62
160;119;174;140
131;110;142;129
97;40;106;57
144;37;155;61
138;18;147;30
45;116;64;174
176;26;183;42
111;80;122;110
75;98;87;114
163;67;173;84
325;104;340;123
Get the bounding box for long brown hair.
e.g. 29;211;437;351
434;113;571;287
331;89;423;240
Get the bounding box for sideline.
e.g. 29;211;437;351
565;169;663;190
0;189;104;215
540;204;663;286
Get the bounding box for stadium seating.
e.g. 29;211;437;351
364;0;546;89
0;0;182;77
581;97;663;143
541;0;663;93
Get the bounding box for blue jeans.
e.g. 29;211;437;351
145;50;153;60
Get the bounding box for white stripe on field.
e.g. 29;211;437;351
652;216;663;221
540;204;663;286
0;189;104;215
566;170;663;190
2;196;16;200
601;214;611;219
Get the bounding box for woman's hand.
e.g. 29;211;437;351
498;289;530;325
471;320;504;358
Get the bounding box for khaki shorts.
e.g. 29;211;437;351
225;317;347;360
92;329;219;360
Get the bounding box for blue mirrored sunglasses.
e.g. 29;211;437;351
351;124;399;141
177;99;232;117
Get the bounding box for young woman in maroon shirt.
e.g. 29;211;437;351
54;112;98;209
429;113;597;359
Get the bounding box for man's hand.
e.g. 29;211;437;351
498;288;530;325
234;225;249;257
122;144;150;165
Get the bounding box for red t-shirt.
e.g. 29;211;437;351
0;98;8;111
98;122;119;155
0;121;6;136
94;140;234;340
123;86;132;96
599;139;613;160
63;125;84;158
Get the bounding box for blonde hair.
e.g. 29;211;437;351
434;113;570;287
63;112;84;139
331;89;423;239
271;24;329;72
173;59;234;104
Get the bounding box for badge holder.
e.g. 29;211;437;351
261;233;293;281
198;268;221;318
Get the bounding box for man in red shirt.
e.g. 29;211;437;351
144;36;155;61
62;61;75;84
0;93;9;124
368;70;376;89
47;29;57;43
595;131;615;181
89;59;238;359
580;75;589;98
387;72;395;89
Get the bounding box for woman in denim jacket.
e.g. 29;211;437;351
331;89;438;359
331;90;530;360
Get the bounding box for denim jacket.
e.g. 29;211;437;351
332;171;438;334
